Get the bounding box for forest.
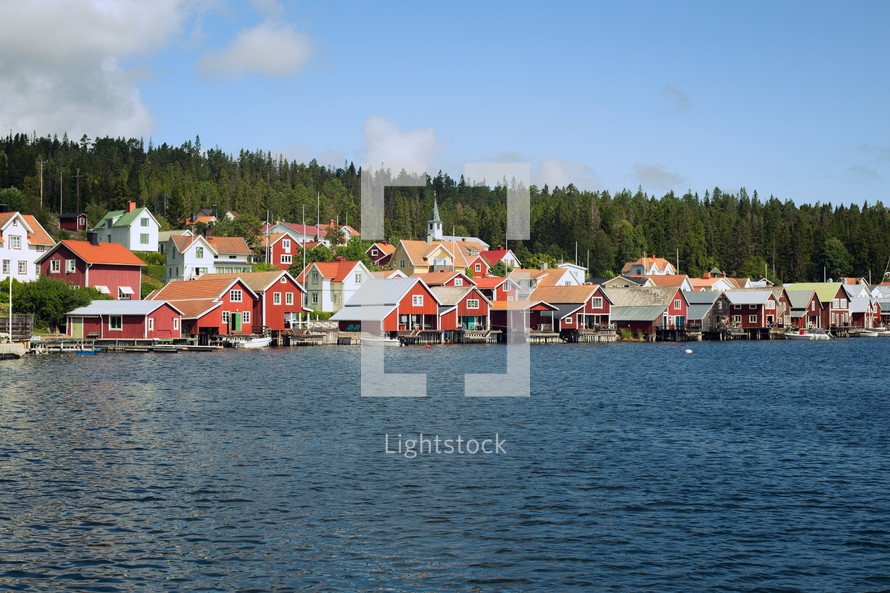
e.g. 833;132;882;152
2;132;889;283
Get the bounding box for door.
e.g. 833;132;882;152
71;317;83;338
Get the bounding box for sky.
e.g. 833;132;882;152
1;0;889;205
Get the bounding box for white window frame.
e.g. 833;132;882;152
283;239;291;251
273;292;281;305
286;292;294;305
475;263;482;273
565;316;573;325
311;292;318;305
17;261;26;275
50;259;60;273
66;259;76;273
466;299;479;309
148;318;154;331
1;260;8;274
674;299;682;310
412;294;423;307
140;233;149;244
173;318;179;331
230;289;243;302
749;315;757;324
10;235;21;249
109;316;123;331
733;304;742;310
399;258;406;269
196;246;204;258
766;299;775;309
243;310;251;324
592;297;603;309
281;254;292;264
355;272;362;284
455;278;463;286
222;311;230;324
733;315;742;324
141;217;149;227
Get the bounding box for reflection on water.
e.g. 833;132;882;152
1;340;889;592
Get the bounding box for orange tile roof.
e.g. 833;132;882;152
531;285;597;304
148;277;249;301
172;234;253;256
534;269;574;287
0;212;55;246
296;260;362;283
471;277;510;289
621;256;674;274
161;298;221;319
58;240;145;266
369;242;396;255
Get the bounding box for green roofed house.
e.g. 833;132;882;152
94;200;160;252
782;282;850;328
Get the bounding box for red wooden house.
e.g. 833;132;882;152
465;254;490;278
36;234;145;299
202;271;307;331
259;233;296;270
366;241;395;267
59;213;88;232
785;283;850;328
410;271;476;287
66;300;183;339
146;276;259;338
490;300;559;334
472;276;520;302
430;286;492;332
787;290;823;328
530;285;612;333
604;286;689;337
330;277;441;334
724;290;779;329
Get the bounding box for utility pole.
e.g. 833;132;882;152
75;168;83;213
59;171;63;214
575;241;578;266
316;192;320;241
36;160;46;208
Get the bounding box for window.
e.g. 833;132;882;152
10;235;21;249
810;301;815;311
286;292;294;305
280;277;287;283
312;271;320;285
17;261;26;275
173;318;179;330
592;297;603;309
841;299;847;309
141;217;149;227
333;293;338;304
311;293;318;305
733;304;742;310
565;316;573;325
766;299;775;309
283;239;291;251
467;299;479;309
273;292;281;305
833;298;839;308
1;260;8;274
733;315;741;324
475;263;482;273
355;272;362;284
148;318;154;331
674;299;682;309
371;249;378;256
109;316;122;331
36;245;44;252
399;258;406;269
140;233;149;245
66;259;76;273
455;278;463;286
412;294;423;307
222;311;230;324
281;254;292;264
196;246;204;258
243;310;250;324
749;315;757;323
230;289;242;302
50;259;60;273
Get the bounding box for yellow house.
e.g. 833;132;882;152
390;239;486;275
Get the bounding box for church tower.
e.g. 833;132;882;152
426;196;443;243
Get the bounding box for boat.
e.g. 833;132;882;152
361;337;401;347
858;329;881;337
233;336;273;349
785;328;832;341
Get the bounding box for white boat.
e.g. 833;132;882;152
785;328;832;341
858;330;881;337
361;337;401;347
233;336;272;349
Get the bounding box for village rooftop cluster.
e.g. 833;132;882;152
3;200;890;348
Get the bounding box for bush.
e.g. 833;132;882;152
619;328;633;340
134;251;166;266
10;277;105;331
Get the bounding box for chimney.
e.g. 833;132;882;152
330;219;334;227
203;226;212;239
335;256;343;261
126;200;136;213
704;272;711;279
540;262;548;270
497;245;503;251
87;230;99;246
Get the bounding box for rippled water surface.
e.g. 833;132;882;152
1;340;889;592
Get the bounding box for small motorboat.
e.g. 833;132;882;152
859;329;881;338
233;336;273;349
785;328;832;341
361;337;401;347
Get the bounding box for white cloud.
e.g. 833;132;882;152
362;116;443;169
0;0;193;138
198;22;312;79
663;83;691;112
632;163;684;191
534;158;599;190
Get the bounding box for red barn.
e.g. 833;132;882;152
66;300;182;339
330;277;441;334
146;276;259;337
531;285;612;333
366;241;395;267
258;233;297;270
59;213;88;232
725;290;778;329
36;235;145;299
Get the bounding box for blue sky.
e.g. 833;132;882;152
2;1;888;205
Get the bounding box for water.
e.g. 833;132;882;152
1;340;889;592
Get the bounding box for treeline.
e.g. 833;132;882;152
2;132;889;282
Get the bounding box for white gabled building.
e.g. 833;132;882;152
0;210;55;282
295;258;372;313
94;201;161;252
165;233;253;281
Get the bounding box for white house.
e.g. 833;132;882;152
165;233;253;281
296;258;372;313
263;222;321;244
621;255;677;276
94;201;160;252
158;229;193;255
0;210;55;282
557;262;587;285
